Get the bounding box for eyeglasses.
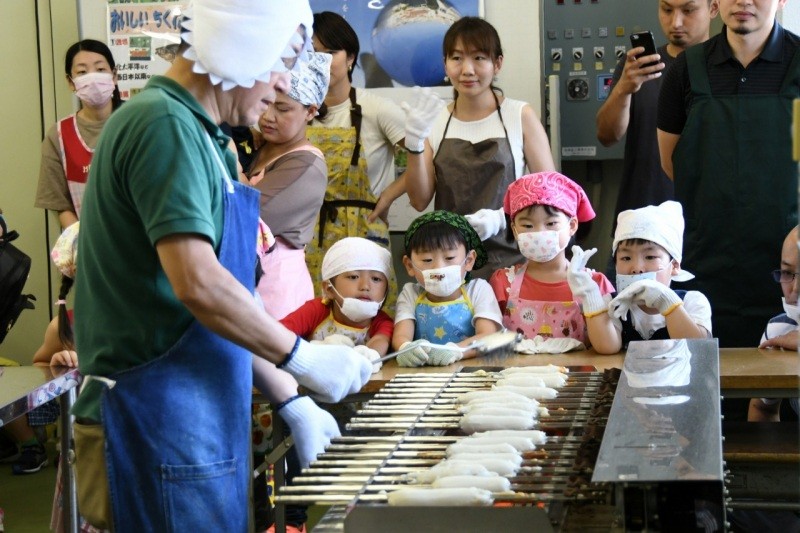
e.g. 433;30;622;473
771;269;798;283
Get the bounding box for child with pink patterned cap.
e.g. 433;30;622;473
489;172;620;354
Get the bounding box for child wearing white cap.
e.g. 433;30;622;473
605;201;712;347
280;237;394;371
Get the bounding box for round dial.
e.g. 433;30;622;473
567;78;589;100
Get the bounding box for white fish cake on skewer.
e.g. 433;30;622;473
445;452;523;468
387;487;494;506
459;400;539;414
459;406;538;419
403;463;496;484
492;384;558;400
439;458;520;477
451;435;537;452
432;475;513;493
473;429;548;445
446;442;518;456
496;373;567;389
457;390;538;406
499;364;569;375
460;412;537;433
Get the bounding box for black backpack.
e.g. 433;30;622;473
0;216;36;344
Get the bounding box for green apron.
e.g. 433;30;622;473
673;45;800;347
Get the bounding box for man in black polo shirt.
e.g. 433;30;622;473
597;0;718;232
657;0;800;348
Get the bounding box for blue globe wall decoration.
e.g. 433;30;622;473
371;0;461;87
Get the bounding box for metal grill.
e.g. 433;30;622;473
275;366;621;530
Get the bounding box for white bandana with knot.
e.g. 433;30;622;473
181;0;313;90
288;52;332;109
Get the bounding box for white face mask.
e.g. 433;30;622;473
72;72;115;108
329;284;382;323
616;270;659;293
782;297;800;322
517;230;565;263
414;261;465;298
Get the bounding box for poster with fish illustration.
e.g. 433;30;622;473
309;0;483;88
107;1;185;99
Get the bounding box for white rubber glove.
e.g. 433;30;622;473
427;342;463;366
353;345;382;373
401;86;446;153
566;246;606;316
609;279;683;318
281;338;372;403
396;340;430;367
464;207;506;241
277;396;340;468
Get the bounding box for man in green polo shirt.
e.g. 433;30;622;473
72;2;372;530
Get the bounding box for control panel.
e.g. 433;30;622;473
541;0;660;160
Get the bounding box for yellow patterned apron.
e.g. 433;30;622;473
305;88;397;315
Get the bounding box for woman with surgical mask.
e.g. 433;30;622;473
489;172;617;352
35;39;122;229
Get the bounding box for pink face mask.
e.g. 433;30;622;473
72;72;115;108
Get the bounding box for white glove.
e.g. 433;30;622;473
427;342;463;366
401;86;446;153
567;246;606;315
396;340;430;367
464;207;506;241
281;338;372;403
609;279;683;318
277;396;340;468
353;345;382;373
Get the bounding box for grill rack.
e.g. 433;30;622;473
276;367;621;517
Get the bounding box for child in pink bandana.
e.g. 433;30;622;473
489;172;619;353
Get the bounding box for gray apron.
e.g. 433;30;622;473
433;96;522;279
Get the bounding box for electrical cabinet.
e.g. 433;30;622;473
541;0;661;160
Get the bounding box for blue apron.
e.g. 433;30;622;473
413;287;475;343
100;135;259;532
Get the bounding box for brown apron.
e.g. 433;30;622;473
432;95;522;279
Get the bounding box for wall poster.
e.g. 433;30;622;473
309;0;483;88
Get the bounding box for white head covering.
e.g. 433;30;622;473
321;237;393;282
51;222;79;279
288;52;331;108
181;0;313;90
612;201;694;282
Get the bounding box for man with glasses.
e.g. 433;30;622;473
758;226;799;351
71;1;371;531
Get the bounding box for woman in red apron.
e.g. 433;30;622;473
403;17;556;279
34;40;122;228
489;172;615;348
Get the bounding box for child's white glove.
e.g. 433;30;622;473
277;396;340;468
427;342;463;366
353;345;382;373
566;246;606;316
396;340;431;367
464;207;506;241
401;86;445;153
609;279;683;318
280;338;372;403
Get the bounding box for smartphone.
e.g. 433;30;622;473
630;31;658;67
